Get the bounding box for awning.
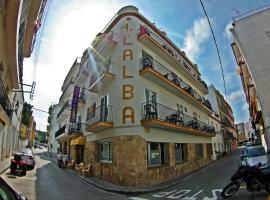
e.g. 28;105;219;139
70;136;86;146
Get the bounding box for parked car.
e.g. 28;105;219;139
0;177;28;200
10;154;27;175
15;148;35;169
242;145;267;168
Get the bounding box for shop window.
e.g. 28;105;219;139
175;143;188;163
98;141;112;163
195;144;203;159
147;143;168;166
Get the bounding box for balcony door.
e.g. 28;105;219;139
145;89;157;107
100;95;108;122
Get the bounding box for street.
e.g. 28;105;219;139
1;148;269;200
132;148;268;200
1;148;127;200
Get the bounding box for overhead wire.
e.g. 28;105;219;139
199;0;227;100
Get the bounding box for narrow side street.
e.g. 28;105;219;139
1;148;128;200
131;148;268;200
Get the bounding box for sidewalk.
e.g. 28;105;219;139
40;151;229;195
0;157;11;175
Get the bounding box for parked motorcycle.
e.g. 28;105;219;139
10;154;27;176
57;152;65;168
221;160;270;198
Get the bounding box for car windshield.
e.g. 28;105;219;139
17;148;31;154
245;147;266;157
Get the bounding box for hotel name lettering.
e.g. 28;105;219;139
122;21;134;124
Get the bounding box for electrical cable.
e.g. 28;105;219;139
199;0;227;100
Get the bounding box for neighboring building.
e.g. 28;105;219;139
19;124;29;148
236;122;246;144
0;0;46;160
61;5;217;186
207;85;237;153
54;58;85;164
48;104;60;154
230;8;270;150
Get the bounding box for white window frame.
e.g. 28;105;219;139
98;140;112;163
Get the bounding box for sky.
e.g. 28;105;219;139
23;0;270;131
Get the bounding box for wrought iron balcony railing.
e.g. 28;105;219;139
86;105;113;125
69;123;83;134
138;25;208;90
0;75;12;118
140;56;212;111
142;101;216;135
55;125;66;138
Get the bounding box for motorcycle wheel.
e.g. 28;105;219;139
221;182;240;198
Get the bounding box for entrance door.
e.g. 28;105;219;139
76;145;84;164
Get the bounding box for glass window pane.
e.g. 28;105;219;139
175;144;183;163
149;143;161;166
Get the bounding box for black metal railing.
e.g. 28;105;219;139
55;125;66;138
57;101;71;119
140;56;212;111
86;105;113;126
138;25;208;90
0;75;12;118
69;123;82;134
142;101;215;135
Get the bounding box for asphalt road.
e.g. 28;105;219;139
1;148;128;200
1;148;269;200
131;147;268;200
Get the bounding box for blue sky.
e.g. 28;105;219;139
23;0;270;131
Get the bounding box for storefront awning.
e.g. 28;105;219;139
70;136;86;146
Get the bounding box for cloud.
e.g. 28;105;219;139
228;90;244;102
223;22;233;41
242;103;249;111
182;17;211;61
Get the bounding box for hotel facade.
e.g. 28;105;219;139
52;6;236;186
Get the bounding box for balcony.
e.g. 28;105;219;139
237;56;245;65
88;61;115;93
68;123;83;138
0;75;12;125
139;56;212;114
55;125;67;139
85;105;113;132
141;102;215;137
137;26;208;94
91;32;117;57
56;101;71;123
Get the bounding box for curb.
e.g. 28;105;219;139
0;165;9;175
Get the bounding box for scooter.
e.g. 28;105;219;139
221;159;270;198
10;154;27;176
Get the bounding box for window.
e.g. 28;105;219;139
98;141;112;163
175;143;188;163
147;143;168;166
195;144;203;159
86;103;96;120
184;107;187;113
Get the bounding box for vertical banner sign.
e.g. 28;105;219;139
70;86;80;123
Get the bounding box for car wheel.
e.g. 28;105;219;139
21;167;26;176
